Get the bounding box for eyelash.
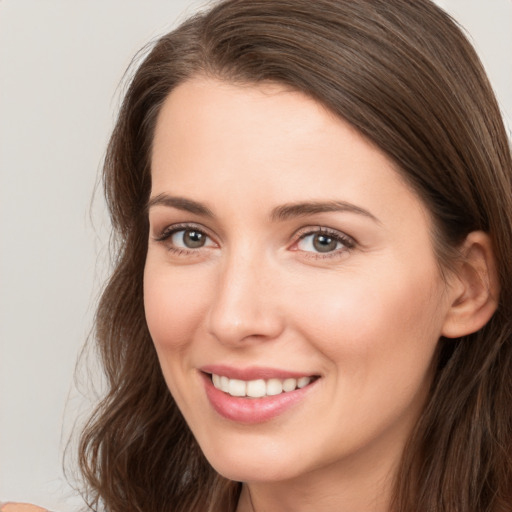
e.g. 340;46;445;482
154;223;355;259
154;223;216;256
293;227;356;260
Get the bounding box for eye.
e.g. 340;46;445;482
294;228;354;255
298;233;340;253
154;224;217;253
171;229;211;249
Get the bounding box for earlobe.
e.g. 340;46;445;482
441;231;500;339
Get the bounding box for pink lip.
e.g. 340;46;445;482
200;364;314;380
199;366;319;424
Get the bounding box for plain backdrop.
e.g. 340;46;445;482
0;1;510;511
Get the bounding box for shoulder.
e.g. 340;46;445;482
0;504;49;512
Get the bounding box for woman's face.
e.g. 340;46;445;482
144;78;454;486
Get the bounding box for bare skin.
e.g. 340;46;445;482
0;504;48;512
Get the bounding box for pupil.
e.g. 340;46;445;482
313;234;337;253
184;230;205;248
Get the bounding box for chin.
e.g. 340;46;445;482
213;460;300;484
200;439;306;483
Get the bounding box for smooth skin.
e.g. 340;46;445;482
144;78;498;512
0;505;48;512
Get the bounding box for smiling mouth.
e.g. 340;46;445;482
208;373;319;398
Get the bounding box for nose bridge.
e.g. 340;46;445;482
207;244;283;345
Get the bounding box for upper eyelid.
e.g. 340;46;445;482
153;222;214;242
152;222;355;247
293;225;355;243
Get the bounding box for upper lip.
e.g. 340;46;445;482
200;364;318;381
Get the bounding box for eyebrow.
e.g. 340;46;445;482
147;194;379;224
270;200;380;223
147;193;214;217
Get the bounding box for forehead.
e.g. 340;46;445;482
151;78;342;177
150;77;429;230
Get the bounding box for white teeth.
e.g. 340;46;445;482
220;375;230;393
228;379;247;396
266;378;283;396
211;374;314;397
246;379;266;398
283;378;297;392
297;376;311;388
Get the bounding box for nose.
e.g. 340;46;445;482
206;251;285;346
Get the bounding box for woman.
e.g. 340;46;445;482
66;0;512;510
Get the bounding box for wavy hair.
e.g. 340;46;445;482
78;1;512;510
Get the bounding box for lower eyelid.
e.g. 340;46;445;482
153;226;220;256
153;224;354;255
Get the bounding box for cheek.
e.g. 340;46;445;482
143;263;213;412
143;264;210;351
289;267;446;448
291;264;445;385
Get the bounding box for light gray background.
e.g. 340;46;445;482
0;1;510;511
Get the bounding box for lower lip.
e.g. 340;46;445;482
201;373;318;424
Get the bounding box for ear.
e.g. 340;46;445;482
441;231;500;339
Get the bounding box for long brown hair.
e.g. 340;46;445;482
78;1;512;510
